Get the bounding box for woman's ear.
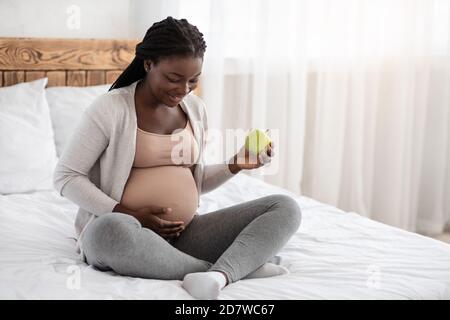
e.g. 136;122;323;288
144;60;152;72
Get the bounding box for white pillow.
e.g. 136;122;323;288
0;78;59;194
46;84;110;157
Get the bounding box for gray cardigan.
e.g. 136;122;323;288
53;81;237;253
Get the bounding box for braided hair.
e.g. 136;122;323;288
109;16;207;91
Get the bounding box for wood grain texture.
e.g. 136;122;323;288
4;71;24;86
67;71;86;86
46;71;66;87
0;37;137;71
0;37;203;97
25;71;46;82
87;70;105;86
106;70;122;84
0;37;137;87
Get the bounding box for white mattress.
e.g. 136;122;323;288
1;173;449;299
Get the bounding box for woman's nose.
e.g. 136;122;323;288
178;82;191;95
184;82;191;94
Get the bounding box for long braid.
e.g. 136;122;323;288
109;17;206;91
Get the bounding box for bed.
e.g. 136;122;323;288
1;37;449;300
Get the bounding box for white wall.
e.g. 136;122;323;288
0;0;133;39
0;0;200;40
131;0;182;39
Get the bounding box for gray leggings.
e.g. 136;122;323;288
82;194;301;283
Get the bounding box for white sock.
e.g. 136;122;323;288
268;255;282;265
182;271;227;300
244;263;289;279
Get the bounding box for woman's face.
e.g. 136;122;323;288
143;55;202;107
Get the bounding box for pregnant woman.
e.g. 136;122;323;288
53;17;301;299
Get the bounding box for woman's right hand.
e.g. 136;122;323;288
134;206;185;239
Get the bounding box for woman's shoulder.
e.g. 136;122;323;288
85;86;132;120
183;92;207;121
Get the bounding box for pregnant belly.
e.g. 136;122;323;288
120;166;199;226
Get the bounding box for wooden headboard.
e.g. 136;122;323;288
0;37;202;95
0;37;139;87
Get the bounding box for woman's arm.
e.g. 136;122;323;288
53;107;118;215
200;142;274;194
200;160;240;195
228;160;242;174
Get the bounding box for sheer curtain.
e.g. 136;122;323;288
296;0;450;235
133;0;450;235
178;0;309;197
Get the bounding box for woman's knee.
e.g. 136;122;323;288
84;212;141;255
269;194;302;231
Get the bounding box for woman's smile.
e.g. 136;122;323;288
167;93;184;104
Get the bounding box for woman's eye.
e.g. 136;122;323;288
168;78;180;83
190;79;199;84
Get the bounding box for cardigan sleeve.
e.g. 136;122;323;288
53;104;119;215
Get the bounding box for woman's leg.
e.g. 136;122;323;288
82;212;212;280
172;194;302;284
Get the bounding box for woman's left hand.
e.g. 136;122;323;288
230;140;275;171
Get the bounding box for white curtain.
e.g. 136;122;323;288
133;0;450;235
178;0;309;197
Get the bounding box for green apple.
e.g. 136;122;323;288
245;129;272;155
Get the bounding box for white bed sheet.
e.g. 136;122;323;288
1;173;449;300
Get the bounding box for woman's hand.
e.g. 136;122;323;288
230;137;275;171
134;206;185;239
